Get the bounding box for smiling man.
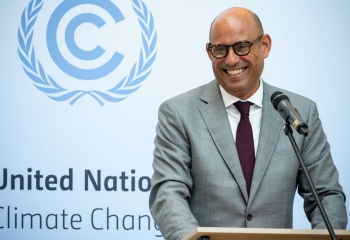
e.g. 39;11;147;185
149;7;347;240
207;8;269;100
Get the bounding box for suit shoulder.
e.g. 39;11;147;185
264;81;315;106
160;81;212;107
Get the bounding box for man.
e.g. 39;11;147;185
149;7;347;240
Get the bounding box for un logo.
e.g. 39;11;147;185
18;0;157;105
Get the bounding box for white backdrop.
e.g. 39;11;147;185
0;0;349;239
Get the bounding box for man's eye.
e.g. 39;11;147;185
235;43;249;52
214;46;226;54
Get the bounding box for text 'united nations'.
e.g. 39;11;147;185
0;169;151;192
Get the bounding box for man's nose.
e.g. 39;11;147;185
224;47;240;65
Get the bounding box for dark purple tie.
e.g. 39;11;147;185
234;101;255;196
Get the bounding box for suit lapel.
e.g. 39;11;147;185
199;80;249;201
248;82;284;206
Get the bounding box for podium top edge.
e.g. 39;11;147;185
195;227;350;234
182;227;350;240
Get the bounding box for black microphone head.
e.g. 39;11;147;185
270;91;290;110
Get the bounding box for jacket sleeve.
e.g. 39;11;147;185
149;100;199;240
298;101;348;229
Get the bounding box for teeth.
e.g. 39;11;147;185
227;68;245;75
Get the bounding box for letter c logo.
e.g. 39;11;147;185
46;0;124;80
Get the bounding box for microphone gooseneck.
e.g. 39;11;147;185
270;91;309;137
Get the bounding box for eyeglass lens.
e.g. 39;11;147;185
211;42;251;58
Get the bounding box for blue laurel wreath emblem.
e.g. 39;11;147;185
18;0;157;106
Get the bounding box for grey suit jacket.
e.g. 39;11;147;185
149;80;347;240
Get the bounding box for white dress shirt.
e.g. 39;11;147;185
219;80;263;156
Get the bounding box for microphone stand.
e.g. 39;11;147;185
283;123;338;240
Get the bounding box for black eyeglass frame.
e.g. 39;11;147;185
208;34;264;59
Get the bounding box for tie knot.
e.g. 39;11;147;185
234;101;253;115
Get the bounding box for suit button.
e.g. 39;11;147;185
247;214;253;221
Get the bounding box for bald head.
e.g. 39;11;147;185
209;7;263;42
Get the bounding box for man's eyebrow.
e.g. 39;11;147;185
210;39;253;45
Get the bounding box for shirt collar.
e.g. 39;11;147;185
219;79;263;108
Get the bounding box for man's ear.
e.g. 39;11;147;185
261;34;272;58
206;42;213;60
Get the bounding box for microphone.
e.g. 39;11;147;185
270;91;309;137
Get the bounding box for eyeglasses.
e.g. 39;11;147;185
208;35;263;59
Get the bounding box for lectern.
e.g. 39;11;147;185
182;227;350;240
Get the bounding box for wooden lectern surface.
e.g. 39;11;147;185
182;227;350;240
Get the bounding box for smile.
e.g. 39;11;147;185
225;67;247;76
